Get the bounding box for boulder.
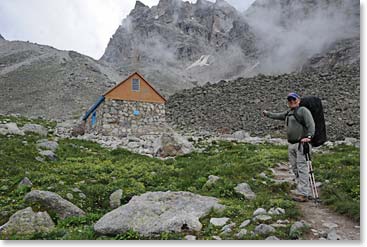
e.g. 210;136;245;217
0;123;24;136
38;150;57;161
210;217;230;227
239;219;251;228
22;124;48;136
94;191;225;236
253;215;272;222
253;224;275;236
289;221;308;238
234;183;256;199
18;177;33;188
235;229;248;238
268;207;285;215
153;132;194;158
253;208;267;216
24;190;85;219
36;140;59;151
71;121;86;137
221;222;236;234
0;207;54;236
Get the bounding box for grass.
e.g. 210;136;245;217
312;145;360;222
0;115;360;239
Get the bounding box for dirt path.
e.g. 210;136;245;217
272;162;360;240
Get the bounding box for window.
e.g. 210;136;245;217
132;78;140;91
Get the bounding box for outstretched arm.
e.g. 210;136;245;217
263;110;288;121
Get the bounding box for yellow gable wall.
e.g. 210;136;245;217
104;74;166;104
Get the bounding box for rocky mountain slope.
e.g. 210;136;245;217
166;61;359;141
101;0;258;95
101;0;359;94
0;0;359;124
0;39;120;120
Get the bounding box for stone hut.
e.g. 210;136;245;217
83;72;166;137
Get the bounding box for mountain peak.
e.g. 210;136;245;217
134;1;148;9
0;34;4;40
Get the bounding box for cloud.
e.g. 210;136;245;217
0;0;254;59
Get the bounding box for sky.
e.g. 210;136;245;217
0;0;255;60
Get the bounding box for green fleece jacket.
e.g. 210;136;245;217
265;106;315;144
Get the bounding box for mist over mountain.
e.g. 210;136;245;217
244;0;359;74
100;0;359;95
101;0;258;95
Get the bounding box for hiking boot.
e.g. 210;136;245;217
292;195;309;202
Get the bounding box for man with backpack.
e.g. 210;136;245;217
263;92;315;202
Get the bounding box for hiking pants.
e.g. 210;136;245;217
288;142;311;197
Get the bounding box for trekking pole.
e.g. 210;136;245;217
303;143;320;204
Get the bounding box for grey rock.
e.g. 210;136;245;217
210;217;229;227
18;177;33;188
109;189;123;209
268;207;285;215
22;124;48;136
234;183;256;200
265;236;280;240
24;190;85;219
327;229;342;240
221;222;236;234
253;214;272;222
239;219;251;228
94;191;225;236
0;207;54;236
232;130;250;140
253;208;267;216
289;221;307;238
212;235;222;240
38;150;57;161
37;140;59;151
0;123;24;136
235;229;248;238
203;175;220;188
184;235;196;240
253;224;275;236
153;132;194;158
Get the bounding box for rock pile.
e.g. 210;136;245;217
166;64;359;141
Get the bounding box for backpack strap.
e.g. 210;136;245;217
287;107;305;127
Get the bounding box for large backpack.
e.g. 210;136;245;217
294;96;327;147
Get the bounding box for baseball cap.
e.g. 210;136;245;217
287;92;300;100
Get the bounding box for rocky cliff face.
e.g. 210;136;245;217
101;0;258;95
0;34;4;40
101;0;359;95
0;40;120;120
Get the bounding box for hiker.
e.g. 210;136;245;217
263;92;315;202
